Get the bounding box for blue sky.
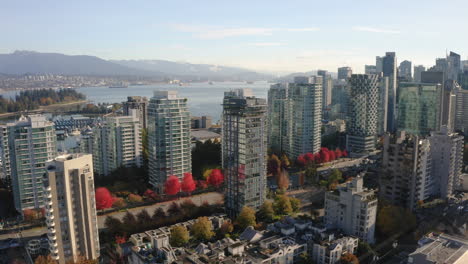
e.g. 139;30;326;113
2;0;467;74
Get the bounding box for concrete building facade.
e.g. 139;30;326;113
324;177;378;243
346;74;381;155
382;52;398;132
413;65;426;83
428;127;464;198
123;96;148;129
337;67;352;80
380;128;463;210
399;60;412;81
380;132;432;210
44;154;100;264
454;85;468;134
88;112;143;177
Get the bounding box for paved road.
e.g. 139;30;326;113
0;192;223;241
317;157;365;172
97;192;223;228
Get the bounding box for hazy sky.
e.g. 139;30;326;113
2;0;468;74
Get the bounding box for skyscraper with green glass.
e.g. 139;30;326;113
147;91;191;192
0;115;57;213
397;82;441;136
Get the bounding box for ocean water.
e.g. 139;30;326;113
1;81;270;121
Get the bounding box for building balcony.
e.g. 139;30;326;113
49;240;58;248
45;213;54;220
46;218;55;226
47;232;57;241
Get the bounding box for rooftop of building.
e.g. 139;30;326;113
409;233;468;264
191;129;221;140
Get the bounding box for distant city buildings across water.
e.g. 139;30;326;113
0;81;270;121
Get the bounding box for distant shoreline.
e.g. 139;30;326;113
0;100;88;119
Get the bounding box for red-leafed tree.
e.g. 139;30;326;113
297;154;306;167
197;180;208;190
181;172;196;194
95;187;114;210
305;153;314;164
335;148;342;158
329;150;336;161
164;175;181;196
313;153;321;163
319;148;330;163
115;235;126;244
208;169;224;187
342;149;348;157
143;189;158;200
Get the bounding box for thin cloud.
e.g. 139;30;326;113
352;26;400;34
250;42;285;47
172;24;319;39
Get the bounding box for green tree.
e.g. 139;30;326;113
170;226;190;247
258;200;275;222
297;253;313;264
329;169;343;183
376;204;417;237
236;206;256;229
180;199;198;217
274;195;292;216
191;217;215;241
304;166;318;183
357;241;372;257
290;197;301;213
152;207;166;221
104;216;123;235
192;140;221;180
122;211;137;233
136;209;152;228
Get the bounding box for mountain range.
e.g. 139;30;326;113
0;51;271;81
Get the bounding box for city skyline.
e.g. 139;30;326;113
2;1;468;74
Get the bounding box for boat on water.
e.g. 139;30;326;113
208;81;214;85
246;81;254;84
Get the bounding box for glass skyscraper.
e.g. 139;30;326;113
397;82;441;136
148;91;191;192
223;89;267;217
267;77;322;159
0;115;57;212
